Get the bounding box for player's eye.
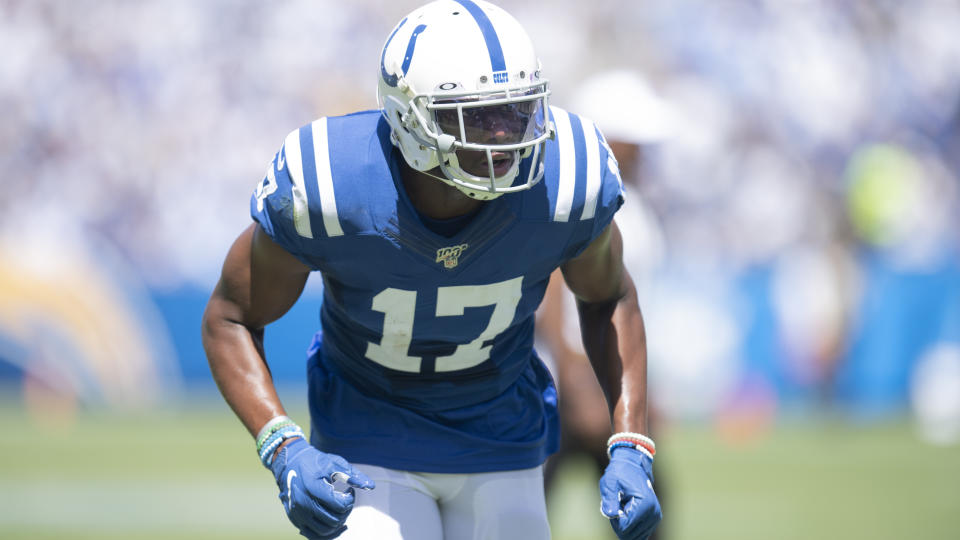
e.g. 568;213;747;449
434;96;544;146
436;109;460;135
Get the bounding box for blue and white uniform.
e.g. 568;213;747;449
251;107;623;473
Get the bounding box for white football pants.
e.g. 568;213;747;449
339;464;551;540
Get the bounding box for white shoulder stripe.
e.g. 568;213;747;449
580;117;601;221
552;107;576;222
311;118;344;237
283;130;313;239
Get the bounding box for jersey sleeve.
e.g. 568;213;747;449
250;130;318;268
592;126;627;239
563;121;626;259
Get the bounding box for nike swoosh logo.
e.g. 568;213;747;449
286;470;297;511
277;152;285;171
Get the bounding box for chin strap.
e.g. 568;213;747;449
415;167;503;201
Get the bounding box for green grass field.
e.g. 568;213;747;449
1;400;957;540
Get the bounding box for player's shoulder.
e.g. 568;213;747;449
263;110;397;239
278;110;388;180
518;105;624;224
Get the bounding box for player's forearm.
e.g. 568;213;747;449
609;291;650;435
201;301;288;438
578;283;650;435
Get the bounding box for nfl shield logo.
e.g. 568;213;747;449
436;244;469;269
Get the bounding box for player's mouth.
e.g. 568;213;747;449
457;150;516;177
489;152;515;176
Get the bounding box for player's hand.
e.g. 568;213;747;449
270;438;375;539
599;446;662;540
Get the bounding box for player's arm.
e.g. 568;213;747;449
201;222;311;439
560;220;648;436
203;222;373;539
562;219;661;539
562;222;662;540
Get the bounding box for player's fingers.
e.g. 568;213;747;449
606;516;622;538
300;474;355;514
617;496;641;532
292;505;346;539
326;454;357;476
309;515;346;537
308;499;350;528
303;491;352;524
628;497;650;528
325;460;373;490
618;497;660;539
599;476;623;518
346;468;375;490
600;495;621;518
290;479;353;524
633;517;661;540
295;521;324;540
322;485;356;514
327;469;375;492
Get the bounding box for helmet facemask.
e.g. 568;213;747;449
395;82;552;200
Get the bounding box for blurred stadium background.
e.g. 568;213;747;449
1;1;959;539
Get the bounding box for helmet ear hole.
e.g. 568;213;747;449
394;111;409;133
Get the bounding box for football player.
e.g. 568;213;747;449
201;1;661;539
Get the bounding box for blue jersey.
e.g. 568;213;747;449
251;108;624;472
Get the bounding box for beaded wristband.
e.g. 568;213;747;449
258;425;305;467
606;431;656;452
607;431;656;460
614;438;655;455
256;415;304;468
256;415;297;450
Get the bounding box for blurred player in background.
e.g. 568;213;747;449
202;1;661;539
537;69;674;539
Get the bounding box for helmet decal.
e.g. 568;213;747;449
452;0;506;74
401;25;428;76
380;18;407;88
382;20;429;89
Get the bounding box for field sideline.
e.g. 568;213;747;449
0;401;957;540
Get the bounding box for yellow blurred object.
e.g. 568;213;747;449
845;143;922;247
0;235;178;407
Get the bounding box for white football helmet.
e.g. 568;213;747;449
378;0;553;200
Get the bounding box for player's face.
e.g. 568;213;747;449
434;100;542;177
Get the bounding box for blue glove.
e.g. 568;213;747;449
270;438;375;540
600;447;662;540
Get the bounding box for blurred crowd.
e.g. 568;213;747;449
1;0;959;439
